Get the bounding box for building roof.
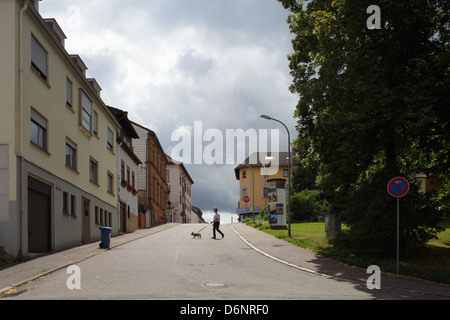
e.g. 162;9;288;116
192;206;206;223
131;121;168;162
166;154;194;185
234;152;292;180
108;106;139;139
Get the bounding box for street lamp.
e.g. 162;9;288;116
260;114;292;237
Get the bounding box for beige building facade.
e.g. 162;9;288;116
166;155;195;224
0;0;121;257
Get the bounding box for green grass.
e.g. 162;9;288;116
245;217;450;285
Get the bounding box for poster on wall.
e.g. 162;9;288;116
267;183;278;204
267;180;286;227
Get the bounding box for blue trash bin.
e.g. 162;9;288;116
99;227;112;249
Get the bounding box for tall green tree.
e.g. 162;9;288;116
279;0;449;256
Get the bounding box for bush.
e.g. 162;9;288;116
260;205;269;221
290;189;332;222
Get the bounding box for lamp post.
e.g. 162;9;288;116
260;114;291;237
246;164;255;224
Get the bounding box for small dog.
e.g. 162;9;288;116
191;232;202;239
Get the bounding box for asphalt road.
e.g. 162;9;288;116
2;223;446;300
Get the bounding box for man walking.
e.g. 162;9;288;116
211;207;224;239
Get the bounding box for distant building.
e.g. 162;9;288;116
234;152;292;221
132;122;169;227
166;155;194;223
108;107;141;233
0;0;121;257
415;173;438;194
192;206;206;223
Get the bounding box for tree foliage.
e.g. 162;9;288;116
291;189;332;222
279;0;449;256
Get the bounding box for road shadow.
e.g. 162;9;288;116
306;253;450;299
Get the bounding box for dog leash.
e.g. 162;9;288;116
196;224;210;233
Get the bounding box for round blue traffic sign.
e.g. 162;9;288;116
387;177;410;198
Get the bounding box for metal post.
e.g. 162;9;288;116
246;164;255;224
397;197;400;275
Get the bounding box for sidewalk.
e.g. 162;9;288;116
0;223;177;294
230;223;450;299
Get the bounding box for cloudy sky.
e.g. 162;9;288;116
39;0;298;223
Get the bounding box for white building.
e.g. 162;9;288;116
108;107;141;233
166;155;195;223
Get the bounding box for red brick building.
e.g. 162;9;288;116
132;122;169;227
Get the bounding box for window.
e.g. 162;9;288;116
93;111;98;136
242;187;248;198
65;138;77;171
263;187;269;198
95;206;99;224
63;192;76;217
63;192;69;214
121;160;125;183
30;108;47;151
89;157;98;184
243;170;247;179
80;89;92;133
70;195;76;217
107;171;114;194
283;169;288;177
107;128;114;151
66;78;72;108
31;35;47;81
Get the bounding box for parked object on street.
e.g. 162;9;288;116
99;227;112;249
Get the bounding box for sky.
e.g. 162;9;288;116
39;0;298;223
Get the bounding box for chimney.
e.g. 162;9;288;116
70;54;88;76
44;19;67;47
87;78;102;97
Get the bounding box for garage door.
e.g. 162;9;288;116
28;177;51;253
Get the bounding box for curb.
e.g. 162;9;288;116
230;225;354;283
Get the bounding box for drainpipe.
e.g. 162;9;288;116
18;0;29;255
18;0;28;156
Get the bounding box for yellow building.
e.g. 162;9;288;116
0;0;121;257
234;152;292;221
415;173;438;194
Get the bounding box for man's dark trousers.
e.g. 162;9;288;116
213;222;224;239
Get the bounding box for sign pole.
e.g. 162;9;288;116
397;197;400;275
387;177;410;276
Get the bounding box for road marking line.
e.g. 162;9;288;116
230;225;352;283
